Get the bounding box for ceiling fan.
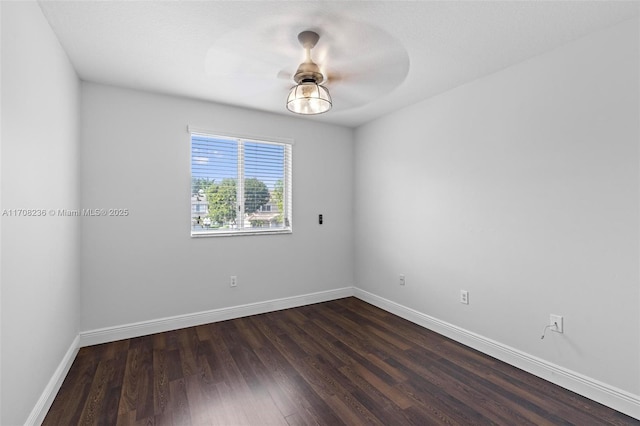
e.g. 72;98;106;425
204;17;409;116
285;30;332;115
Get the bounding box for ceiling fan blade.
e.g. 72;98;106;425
321;47;409;110
205;46;289;79
323;71;344;84
277;69;293;81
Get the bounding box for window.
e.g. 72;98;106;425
190;130;292;237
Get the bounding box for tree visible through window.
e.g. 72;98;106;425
190;131;292;236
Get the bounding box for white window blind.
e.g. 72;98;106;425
190;130;292;237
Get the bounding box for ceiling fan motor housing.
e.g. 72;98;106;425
293;61;324;84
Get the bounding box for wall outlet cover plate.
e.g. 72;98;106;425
550;314;563;333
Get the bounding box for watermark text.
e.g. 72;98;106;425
2;208;130;217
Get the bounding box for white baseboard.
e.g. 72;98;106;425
79;286;355;347
353;287;640;420
25;334;80;426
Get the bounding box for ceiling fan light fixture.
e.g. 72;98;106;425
286;80;332;115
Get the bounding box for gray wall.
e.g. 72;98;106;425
1;2;81;424
354;18;639;395
80;83;355;331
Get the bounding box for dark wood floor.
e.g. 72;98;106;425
44;297;638;425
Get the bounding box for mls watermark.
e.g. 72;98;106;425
2;208;130;217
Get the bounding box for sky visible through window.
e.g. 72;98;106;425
191;135;285;189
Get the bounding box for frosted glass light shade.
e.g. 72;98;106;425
286;81;332;115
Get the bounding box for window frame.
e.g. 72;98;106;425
189;127;293;238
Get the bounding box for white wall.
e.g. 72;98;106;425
355;17;639;397
80;83;354;331
1;2;81;425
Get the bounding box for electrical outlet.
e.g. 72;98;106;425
230;275;237;287
399;274;405;286
460;290;469;304
550;314;563;333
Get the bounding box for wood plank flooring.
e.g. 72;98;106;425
43;297;639;425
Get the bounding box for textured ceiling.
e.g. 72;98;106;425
39;1;639;128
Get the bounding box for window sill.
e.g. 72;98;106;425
191;228;292;238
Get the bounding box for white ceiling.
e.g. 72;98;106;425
39;1;639;128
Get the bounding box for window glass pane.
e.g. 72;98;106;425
244;142;286;229
191;135;238;232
